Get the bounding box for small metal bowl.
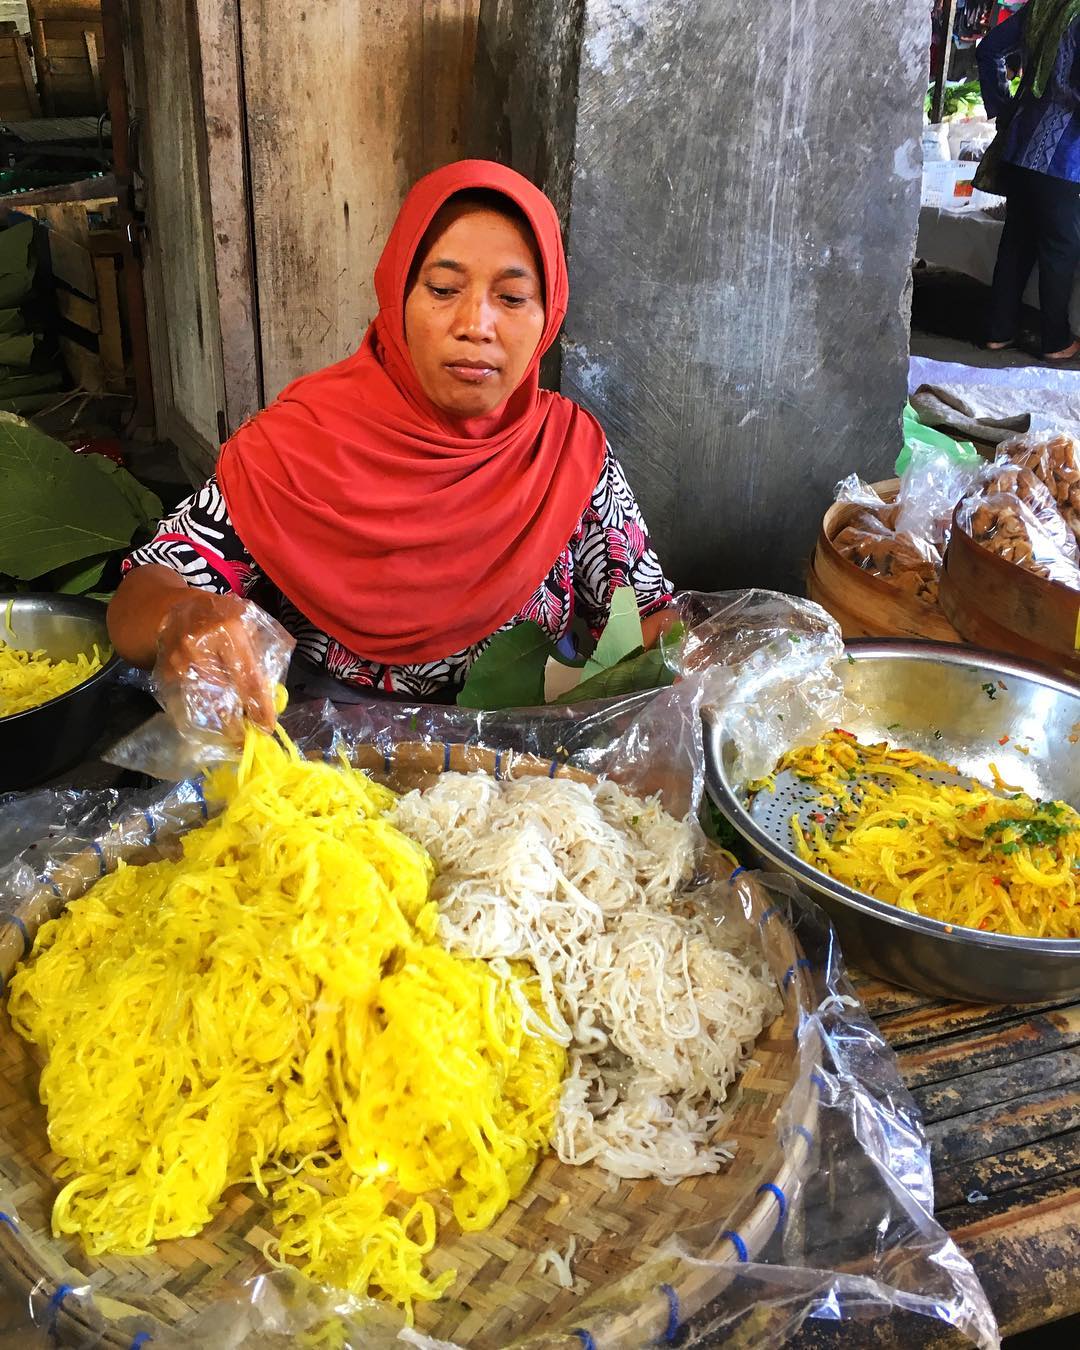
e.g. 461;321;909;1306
0;594;119;791
705;640;1080;1003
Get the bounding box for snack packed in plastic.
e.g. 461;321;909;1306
956;460;1080;589
831;477;942;605
997;431;1080;548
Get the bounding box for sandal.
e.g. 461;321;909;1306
1043;340;1080;362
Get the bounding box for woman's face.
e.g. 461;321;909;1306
404;203;545;419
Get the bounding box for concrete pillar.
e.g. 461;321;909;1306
475;0;928;591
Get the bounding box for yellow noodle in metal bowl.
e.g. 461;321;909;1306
775;730;1080;940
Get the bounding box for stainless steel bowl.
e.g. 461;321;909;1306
705;640;1080;1003
0;594;119;791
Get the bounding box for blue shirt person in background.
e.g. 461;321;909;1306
979;0;1080;359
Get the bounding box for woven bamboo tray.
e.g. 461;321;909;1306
0;742;816;1348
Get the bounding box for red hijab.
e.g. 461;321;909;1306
216;160;606;666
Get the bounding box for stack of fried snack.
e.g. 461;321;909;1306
832;501;942;605
957;434;1080;589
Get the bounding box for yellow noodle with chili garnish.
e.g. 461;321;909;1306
772;731;1080;940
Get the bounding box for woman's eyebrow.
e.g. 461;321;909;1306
495;265;535;282
426;258;467;273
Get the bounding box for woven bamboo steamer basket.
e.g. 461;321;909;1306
0;740;817;1349
807;478;962;643
940;504;1080;685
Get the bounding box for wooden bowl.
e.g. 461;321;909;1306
940;509;1080;685
807;480;961;643
0;742;816;1349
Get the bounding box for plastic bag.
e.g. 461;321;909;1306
891;418;982;556
123;597;296;779
0;591;998;1348
995;430;1080;548
831;478;942;605
830;416;981;608
956;460;1080;589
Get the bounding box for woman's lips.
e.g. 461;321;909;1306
445;362;498;384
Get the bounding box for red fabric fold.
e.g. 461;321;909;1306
216;159;606;665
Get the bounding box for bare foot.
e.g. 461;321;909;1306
1045;340;1080;361
984;340;1013;351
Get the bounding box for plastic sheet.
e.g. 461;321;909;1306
0;593;998;1349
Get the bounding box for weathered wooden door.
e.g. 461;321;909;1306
121;0;259;480
126;0;479;478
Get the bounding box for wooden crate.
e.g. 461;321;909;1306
28;1;105;117
0;21;40;121
15;194;128;392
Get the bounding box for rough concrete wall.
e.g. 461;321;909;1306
472;0;586;228
478;0;928;592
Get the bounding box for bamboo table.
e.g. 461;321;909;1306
844;973;1080;1344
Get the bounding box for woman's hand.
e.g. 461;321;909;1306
108;566;277;732
641;606;679;650
157;591;278;731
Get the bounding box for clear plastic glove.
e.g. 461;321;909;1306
154;593;294;745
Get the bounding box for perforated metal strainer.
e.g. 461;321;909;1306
747;767;995;847
704;640;1080;1003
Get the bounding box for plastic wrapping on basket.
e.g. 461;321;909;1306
993;430;1080;548
108;589;848;798
956;459;1080;589
831;431;982;608
0;598;997;1349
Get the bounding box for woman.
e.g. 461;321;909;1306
108;161;672;719
979;0;1080;360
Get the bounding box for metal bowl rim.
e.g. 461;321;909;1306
707;637;1080;959
0;593;119;726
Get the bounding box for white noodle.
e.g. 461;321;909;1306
392;773;779;1183
535;1235;577;1288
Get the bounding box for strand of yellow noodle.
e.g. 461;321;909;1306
7;726;565;1315
776;731;1080;939
0;640;105;717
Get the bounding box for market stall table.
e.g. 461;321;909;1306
917;203;1080;336
0;688;1075;1344
837;973;1079;1345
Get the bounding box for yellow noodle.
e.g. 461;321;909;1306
0;640;105;717
773;731;1080;939
7;726;564;1315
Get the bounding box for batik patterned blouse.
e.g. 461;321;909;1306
125;447;672;698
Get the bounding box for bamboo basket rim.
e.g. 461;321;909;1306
0;741;819;1349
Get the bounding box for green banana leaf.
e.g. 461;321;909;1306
579;586;642;681
555;623;684;705
457;622;556;710
43;554;110;594
0;418;162;578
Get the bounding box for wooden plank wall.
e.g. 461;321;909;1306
237;0;480;402
126;0;226;472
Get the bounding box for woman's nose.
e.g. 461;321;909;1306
453;292;496;341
